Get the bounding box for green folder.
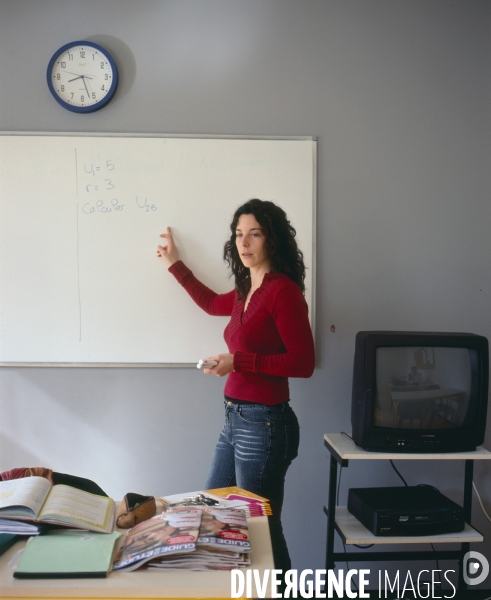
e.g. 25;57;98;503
14;530;120;579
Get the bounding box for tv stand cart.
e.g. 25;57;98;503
324;433;491;592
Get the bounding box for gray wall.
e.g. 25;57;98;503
1;0;490;589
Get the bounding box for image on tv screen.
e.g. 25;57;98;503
374;347;478;430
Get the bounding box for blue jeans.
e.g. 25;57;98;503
205;397;300;572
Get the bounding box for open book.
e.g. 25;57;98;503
0;476;114;533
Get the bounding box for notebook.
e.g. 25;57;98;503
13;530;120;579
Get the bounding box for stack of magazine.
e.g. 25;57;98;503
112;506;251;572
158;486;272;518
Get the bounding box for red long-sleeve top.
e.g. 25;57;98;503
169;261;315;405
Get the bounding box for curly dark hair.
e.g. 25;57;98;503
223;199;306;300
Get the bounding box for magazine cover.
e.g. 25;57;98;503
112;507;201;571
158;486;271;516
205;487;272;517
148;506;251;571
198;507;252;553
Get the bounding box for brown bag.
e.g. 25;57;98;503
116;493;156;528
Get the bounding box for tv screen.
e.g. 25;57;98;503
374;346;479;431
351;332;489;452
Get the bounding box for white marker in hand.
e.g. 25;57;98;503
197;359;218;369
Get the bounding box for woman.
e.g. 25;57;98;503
157;199;315;573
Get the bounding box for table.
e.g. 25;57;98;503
0;513;274;599
324;433;491;592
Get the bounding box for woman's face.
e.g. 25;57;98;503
235;214;269;272
201;514;227;534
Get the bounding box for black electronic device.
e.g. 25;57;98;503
351;331;489;453
347;486;465;536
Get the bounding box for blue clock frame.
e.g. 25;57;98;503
47;41;119;114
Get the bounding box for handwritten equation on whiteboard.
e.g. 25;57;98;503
81;159;158;215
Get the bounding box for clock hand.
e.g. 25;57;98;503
62;70;94;80
82;76;90;96
68;76;83;83
62;70;85;78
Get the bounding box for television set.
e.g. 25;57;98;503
351;331;489;453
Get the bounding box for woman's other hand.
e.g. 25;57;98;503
157;227;179;267
203;353;234;377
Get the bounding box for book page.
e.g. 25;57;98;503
0;476;51;517
39;485;114;532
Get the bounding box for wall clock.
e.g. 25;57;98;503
47;41;118;113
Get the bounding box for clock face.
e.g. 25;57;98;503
47;41;118;113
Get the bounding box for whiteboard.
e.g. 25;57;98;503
0;133;316;365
